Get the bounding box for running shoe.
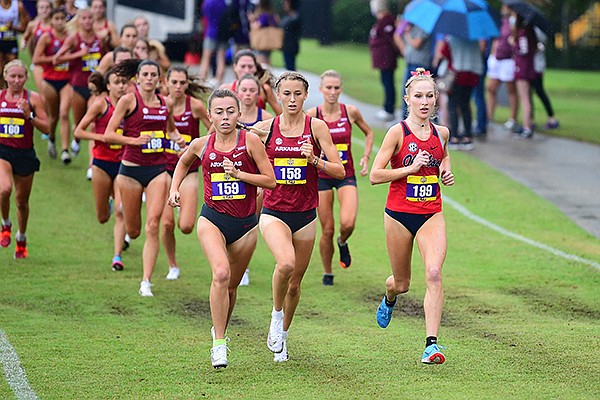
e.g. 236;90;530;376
210;344;228;369
239;269;250;286
376;296;396;328
86;167;92;180
267;313;284;353
14;240;27;259
273;339;288;362
376;109;395;122
139;280;154;297
545;119;560;130
48;140;57;159
166;267;180;280
421;344;446;364
448;137;460;151
112;255;124;271
61;150;71;165
459;138;474;151
322;273;334;286
1;224;11;248
338;237;351;269
71;139;80;156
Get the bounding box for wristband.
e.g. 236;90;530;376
312;157;319;167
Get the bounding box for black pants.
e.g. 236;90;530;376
448;84;474;139
531;75;554;118
380;68;396;115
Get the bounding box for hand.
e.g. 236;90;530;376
358;155;369;176
222;157;238;178
136;135;151;146
16;99;30;116
168;191;181;207
410;149;430;173
300;140;314;160
440;169;454;186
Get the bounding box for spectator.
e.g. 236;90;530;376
511;12;537;138
437;35;483;150
486;5;518;131
280;0;301;71
368;0;399;122
199;0;229;87
531;27;559;130
249;0;279;66
395;12;433;118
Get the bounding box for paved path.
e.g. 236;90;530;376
217;67;600;239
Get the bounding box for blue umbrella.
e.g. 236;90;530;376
403;0;499;40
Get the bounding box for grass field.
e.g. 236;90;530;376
0;42;599;399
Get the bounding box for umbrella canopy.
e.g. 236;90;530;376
402;0;500;40
503;0;553;36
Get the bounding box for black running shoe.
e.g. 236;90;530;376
338;237;351;269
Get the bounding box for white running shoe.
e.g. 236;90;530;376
504;118;516;130
166;267;180;280
376;109;395;122
273;339;288;362
71;139;80;156
48;141;57;159
210;344;228;369
239;269;250;286
267;313;284;353
139;280;154;297
86;167;92;180
61;150;71;165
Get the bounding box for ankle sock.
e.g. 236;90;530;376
213;338;227;347
384;296;396;307
15;232;26;242
272;308;283;319
426;336;437;347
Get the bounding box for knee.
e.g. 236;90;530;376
212;265;230;286
339;221;355;236
0;184;11;198
14;199;29;213
425;265;443;286
145;219;160;237
97;212;110;224
179;222;195;235
162;219;175;234
275;260;295;279
321;225;334;240
128;228;141;239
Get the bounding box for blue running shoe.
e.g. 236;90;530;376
376;296;396;328
421;344;446;364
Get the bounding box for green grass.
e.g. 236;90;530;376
0;43;599;399
276;40;600;145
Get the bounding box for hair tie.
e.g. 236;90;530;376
411;70;432;76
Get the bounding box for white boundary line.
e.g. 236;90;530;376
352;136;600;271
0;330;38;400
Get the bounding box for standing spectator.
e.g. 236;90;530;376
280;0;301;71
249;0;279;66
486;5;518;131
437;35;483;150
472;39;490;136
531;27;559;130
511;12;537;138
368;0;398;122
199;0;228;87
395;14;433;118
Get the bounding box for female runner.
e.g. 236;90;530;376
220;49;281;115
20;0;52;98
370;68;454;364
0;60;49;258
306;69;374;286
32;7;72;164
252;71;344;362
74;67;129;271
168;89;275;369
161;66;210;280
55;7;108;156
104;59;186;297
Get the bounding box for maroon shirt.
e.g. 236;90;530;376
315;104;355;180
369;13;398;70
0;90;35;149
166;96;201;172
69;32;106;88
200;129;258;218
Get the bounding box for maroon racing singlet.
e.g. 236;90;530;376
0;90;35;149
315;104;355;179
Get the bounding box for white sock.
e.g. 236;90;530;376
15;231;26;241
282;330;288;340
272;308;284;319
2;218;10;226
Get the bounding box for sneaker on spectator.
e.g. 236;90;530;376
503;118;516;130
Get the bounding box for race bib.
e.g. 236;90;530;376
109;128;123;150
211;173;246;200
140;130;165;153
54;62;69;72
82;52;101;72
0;117;25;138
165;133;191;154
406;175;439;202
274;158;307;185
0;25;15;41
336;143;349;164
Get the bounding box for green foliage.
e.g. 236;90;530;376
332;0;373;44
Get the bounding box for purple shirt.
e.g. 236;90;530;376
203;0;228;40
495;18;513;60
369;13;398;70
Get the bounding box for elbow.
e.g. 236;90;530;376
265;176;277;189
74;129;83;140
369;171;381;186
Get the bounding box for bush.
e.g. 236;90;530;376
332;0;373;44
